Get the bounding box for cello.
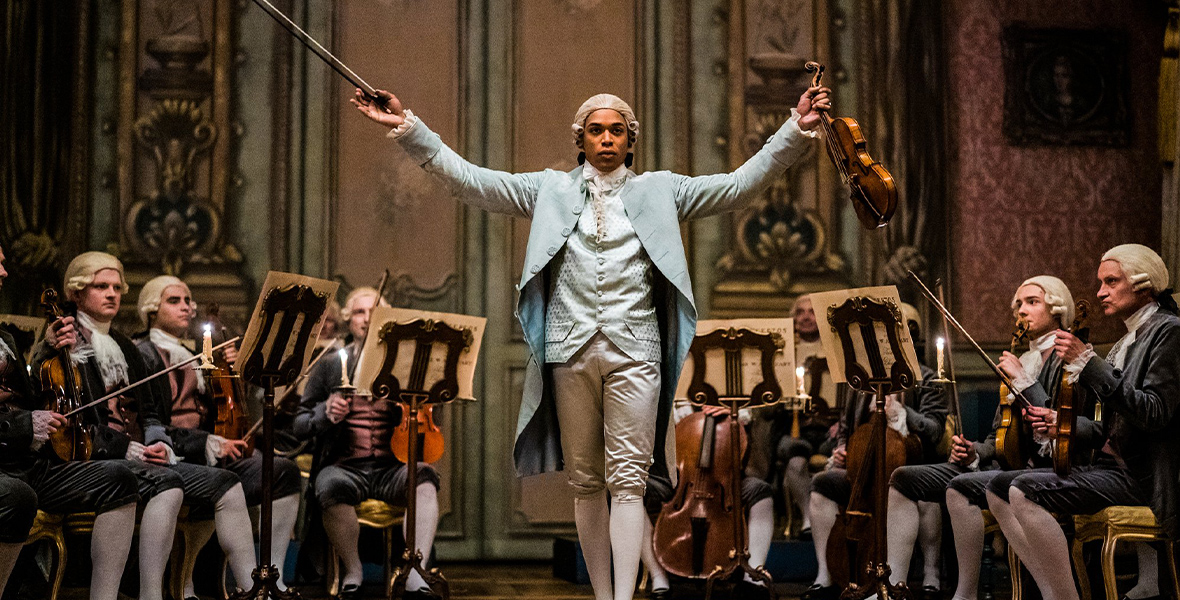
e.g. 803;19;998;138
804;61;898;231
994;318;1030;471
38;289;94;461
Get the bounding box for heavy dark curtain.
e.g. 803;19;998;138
1;0;81;313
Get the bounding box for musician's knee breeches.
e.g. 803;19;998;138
0;476;37;543
947;469;1003;507
890;462;965;503
1008;464;1144;515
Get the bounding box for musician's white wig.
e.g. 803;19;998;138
138;275;190;326
340;286;386;321
1102;244;1170;297
571;94;639;149
1012;275;1075;327
63;251;129;297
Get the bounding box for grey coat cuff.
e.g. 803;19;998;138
144;424;172;447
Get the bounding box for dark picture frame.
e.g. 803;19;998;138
1002;25;1130;146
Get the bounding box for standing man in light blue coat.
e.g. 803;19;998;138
353;84;829;600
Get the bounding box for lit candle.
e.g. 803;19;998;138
936;337;946;379
796;365;807;397
339;348;351;387
202;324;213;364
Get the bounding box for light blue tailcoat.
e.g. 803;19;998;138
394;113;816;485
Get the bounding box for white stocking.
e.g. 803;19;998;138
610;495;645;600
0;542;20;595
639;517;669;592
986;490;1054;600
786;456;813;529
215;485;261;589
270;494;300;590
886;487;920;586
180;520;216;598
946;488;984;600
403;483;439;592
918;500;942;589
1124;543;1159;599
810;492;840;587
139;488;183;600
744;497;774;584
322;504;363;587
574;491;613;600
91;503;136;600
1009;488;1077;600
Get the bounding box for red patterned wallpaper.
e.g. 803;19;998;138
947;0;1165;343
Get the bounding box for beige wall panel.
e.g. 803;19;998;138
334;1;461;292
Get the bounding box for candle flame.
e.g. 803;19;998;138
936;337;945;350
338;348;348;360
796;365;805;377
204;323;212;334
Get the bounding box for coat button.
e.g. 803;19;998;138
530;265;541;274
561;228;571;237
573;206;583;215
547;246;557;256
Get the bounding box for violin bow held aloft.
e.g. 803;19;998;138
805;61;898;231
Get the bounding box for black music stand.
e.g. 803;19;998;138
684;327;784;600
235;284;331;600
366;318;472;600
827;297;915;600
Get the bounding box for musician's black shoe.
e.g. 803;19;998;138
1120;595;1161;600
649;587;671;600
334;583;362;600
404;588;442;600
803;583;840;600
735;580;772;600
921;585;943;600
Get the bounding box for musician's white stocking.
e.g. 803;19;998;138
886;487;920;586
1124;543;1159;599
1009;488;1077;600
785;456;813;530
574;491;614;600
744;497;774;585
810;492;840;587
947;488;984;600
91;503;136;600
640;517;669;592
610;495;645;600
139;488;183;600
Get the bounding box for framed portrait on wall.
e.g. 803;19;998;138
1002;25;1130;146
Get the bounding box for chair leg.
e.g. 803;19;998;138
326;544;341;598
981;533;995;600
1072;536;1091;600
1164;541;1180;600
1008;543;1023;600
383;526;394;596
49;533;67;600
1100;532;1119;600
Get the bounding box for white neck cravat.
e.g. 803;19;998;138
1020;331;1057;380
583;163;630;243
74;310;129;389
150;328;206;393
1107;301;1159;370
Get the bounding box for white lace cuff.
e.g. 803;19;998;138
387;109;418;139
789;108;820;139
125;441;146;462
966;454;981;472
1064;347;1096;384
1010;370;1037;393
738;408;751;427
885;400;909;437
205;435;227;466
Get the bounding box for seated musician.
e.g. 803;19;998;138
886;276;1101;600
774;294;838;537
134;275;303;595
33;252;254;600
0;244;139;600
639;400;776;600
293;287;443;600
988;244;1180;600
804;304;949;600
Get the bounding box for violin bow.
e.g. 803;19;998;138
248;0;392;111
63;337;241;418
907;270;1035;410
242;336;344;441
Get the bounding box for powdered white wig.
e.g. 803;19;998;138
1012;275;1075;328
340;286;383;321
571;94;639;149
1102;244;1170;296
63;251;128;296
900;302;921;337
138;275;189;326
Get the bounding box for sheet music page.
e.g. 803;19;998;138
354;307;487;401
809;286;920;385
673;318;794;402
236;271;339;384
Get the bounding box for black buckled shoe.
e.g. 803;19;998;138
735;580;772;600
649;587;671;600
921;585;942;600
802;583;841;600
404;588;443;600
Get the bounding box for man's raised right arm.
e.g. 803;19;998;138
353;88;541;219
